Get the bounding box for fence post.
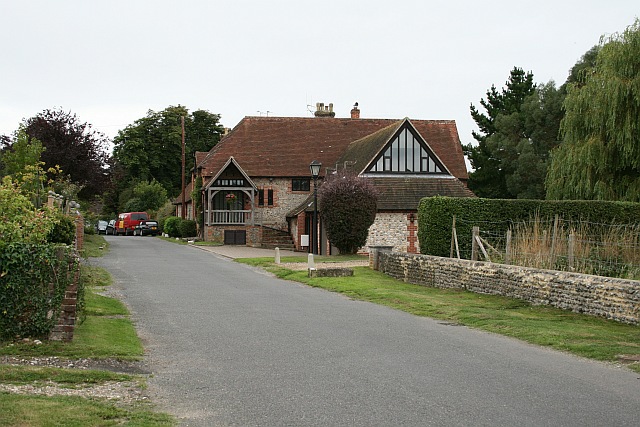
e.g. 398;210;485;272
471;226;479;261
505;229;512;264
550;214;559;267
450;216;460;259
568;232;575;270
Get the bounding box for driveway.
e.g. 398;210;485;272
95;237;640;426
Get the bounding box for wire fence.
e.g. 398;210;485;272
452;216;640;281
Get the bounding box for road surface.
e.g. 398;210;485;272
94;236;640;426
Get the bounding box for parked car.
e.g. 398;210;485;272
95;220;108;235
133;220;159;236
106;219;117;235
115;212;149;235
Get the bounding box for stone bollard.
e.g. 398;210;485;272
308;253;315;269
275;247;281;264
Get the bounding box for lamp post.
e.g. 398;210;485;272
309;160;322;255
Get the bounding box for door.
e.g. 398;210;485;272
224;229;246;245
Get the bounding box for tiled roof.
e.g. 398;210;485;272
368;176;476;210
286;175;475;217
197;116;468;181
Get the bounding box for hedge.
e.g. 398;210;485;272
0;243;79;340
418;196;640;257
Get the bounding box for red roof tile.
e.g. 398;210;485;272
198;116;468;181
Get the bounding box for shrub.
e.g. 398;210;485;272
178;219;197;238
318;171;378;254
163;216;181;237
47;214;76;244
156;199;177;232
0;243;79;340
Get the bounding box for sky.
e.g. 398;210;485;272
1;0;637;155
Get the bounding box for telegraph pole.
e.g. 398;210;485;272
181;116;186;219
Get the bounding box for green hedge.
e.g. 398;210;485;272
0;243;79;340
178;219;197;238
418;196;640;257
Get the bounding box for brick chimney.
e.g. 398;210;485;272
314;102;335;118
350;102;360;119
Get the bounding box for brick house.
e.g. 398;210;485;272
176;103;474;254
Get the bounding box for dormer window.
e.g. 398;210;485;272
368;126;445;174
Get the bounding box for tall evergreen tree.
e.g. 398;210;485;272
546;20;640;201
465;67;537;198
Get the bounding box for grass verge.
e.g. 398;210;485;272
238;259;640;373
0;234;175;426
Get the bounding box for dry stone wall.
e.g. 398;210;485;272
378;251;640;325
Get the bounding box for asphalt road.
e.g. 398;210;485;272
95;236;640;426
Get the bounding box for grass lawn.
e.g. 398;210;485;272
0;234;175;426
238;258;640;373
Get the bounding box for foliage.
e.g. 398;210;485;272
178;219;197;238
0;176;58;244
47;213;76;245
318;171;378;254
465;67;565;199
546;20;640;201
163;216;181;237
155;199;177;232
418;196;640;258
191;174;204;234
0;243;78;340
112;105;224;199
22;108;111;201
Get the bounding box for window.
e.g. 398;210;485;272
258;189;274;206
215;178;245;187
292;179;310;191
368;127;444;174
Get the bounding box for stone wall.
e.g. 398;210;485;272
254;178;311;230
377;251;640;325
364;212;419;254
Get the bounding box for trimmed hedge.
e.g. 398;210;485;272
418;196;640;257
0;243;79;340
178;219;197;238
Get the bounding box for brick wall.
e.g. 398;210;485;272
377;251;640;325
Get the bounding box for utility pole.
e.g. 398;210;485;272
181;116;186;219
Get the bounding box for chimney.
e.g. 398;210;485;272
350;102;360;119
314;102;336;118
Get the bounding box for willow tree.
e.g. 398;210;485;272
546;20;640;201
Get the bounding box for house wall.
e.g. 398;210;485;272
364;212;419;254
206;225;262;246
377;251;640;325
253;178;312;230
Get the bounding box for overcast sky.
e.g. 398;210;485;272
1;1;637;153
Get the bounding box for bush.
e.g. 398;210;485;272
318;171;378;254
178;219;197;238
163;216;181;237
418;196;640;257
48;214;76;244
0;243;79;340
156;199;177;232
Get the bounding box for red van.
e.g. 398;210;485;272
116;212;149;236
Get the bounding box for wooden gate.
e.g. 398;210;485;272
224;229;246;245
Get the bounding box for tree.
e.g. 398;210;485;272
465;67;565;199
546;20;640;202
122;180;168;214
465;67;537;198
22;109;111;201
112;105;224;200
318;171;378;254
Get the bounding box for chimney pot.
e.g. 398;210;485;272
350;102;360;119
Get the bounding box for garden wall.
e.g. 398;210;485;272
376;251;640;325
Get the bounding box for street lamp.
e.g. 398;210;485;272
309;160;322;255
